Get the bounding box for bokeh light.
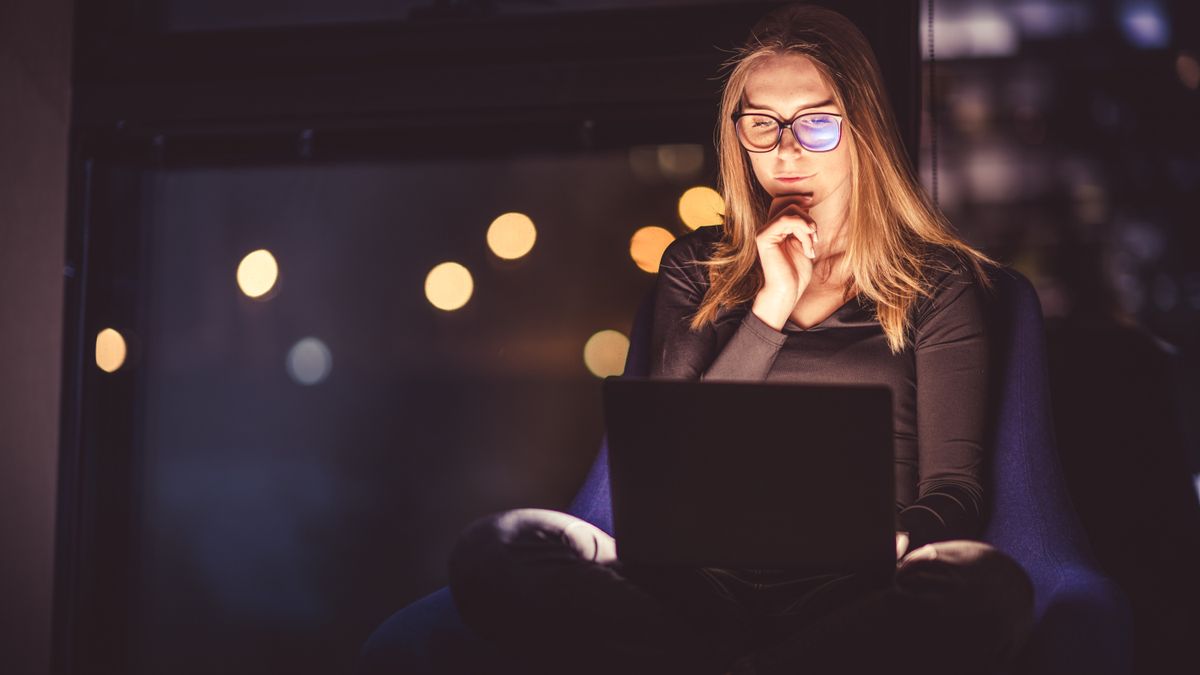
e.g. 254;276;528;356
629;143;706;183
921;9;1018;59
629;226;676;274
628;146;661;184
677;186;724;230
425;262;474;311
583;330;630;378
657;144;705;181
236;249;279;299
1119;1;1170;49
286;337;332;385
1176;51;1200;90
95;328;127;373
487;212;537;260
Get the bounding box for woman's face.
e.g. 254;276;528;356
740;53;853;206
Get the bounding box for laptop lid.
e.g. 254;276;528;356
602;377;894;574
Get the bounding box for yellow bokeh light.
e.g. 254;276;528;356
677;186;724;230
629;226;676;274
95;328;127;373
425;261;474;311
487;212;537;260
236;249;279;298
583;330;630;378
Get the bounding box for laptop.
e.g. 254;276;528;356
602;376;895;577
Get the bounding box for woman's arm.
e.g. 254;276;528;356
898;258;990;550
649;230;786;380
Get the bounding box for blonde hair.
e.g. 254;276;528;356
689;3;996;353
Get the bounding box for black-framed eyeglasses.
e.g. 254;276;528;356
730;111;844;153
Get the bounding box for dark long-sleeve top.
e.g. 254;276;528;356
649;225;990;553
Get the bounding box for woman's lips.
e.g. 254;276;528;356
776;174;814;183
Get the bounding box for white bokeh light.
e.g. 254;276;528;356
286;337;332;386
237;249;280;299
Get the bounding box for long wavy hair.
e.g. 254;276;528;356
688;3;996;353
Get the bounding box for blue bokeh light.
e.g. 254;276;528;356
1119;1;1170;49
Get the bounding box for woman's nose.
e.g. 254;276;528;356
777;127;804;158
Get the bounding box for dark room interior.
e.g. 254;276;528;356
2;1;1198;674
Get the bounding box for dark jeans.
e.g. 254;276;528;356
447;508;1034;675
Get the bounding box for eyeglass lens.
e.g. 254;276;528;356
736;114;841;152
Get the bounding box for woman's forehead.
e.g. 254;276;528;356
742;54;836;112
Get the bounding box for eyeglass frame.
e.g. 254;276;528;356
730;110;845;153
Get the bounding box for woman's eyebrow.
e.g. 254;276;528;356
744;98;835;114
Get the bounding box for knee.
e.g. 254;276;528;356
447;508;605;634
447;510;502;586
902;540;1030;592
446;508;528;625
935;541;1033;615
446;508;585;597
446;508;532;589
898;541;1034;660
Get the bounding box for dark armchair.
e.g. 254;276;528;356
358;264;1132;675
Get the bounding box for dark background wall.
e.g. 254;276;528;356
0;1;72;674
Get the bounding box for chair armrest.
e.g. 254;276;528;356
565;436;614;536
1012;562;1132;675
358;586;511;675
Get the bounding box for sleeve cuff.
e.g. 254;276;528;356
897;504;945;552
700;309;787;380
741;309;788;347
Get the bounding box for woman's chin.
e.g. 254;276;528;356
768;188;818;204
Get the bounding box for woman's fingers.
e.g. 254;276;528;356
787;232;813;260
761;215;817;243
757;196;819;302
769;205;810;228
766;217;817;258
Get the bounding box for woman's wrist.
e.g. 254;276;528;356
751;290;795;331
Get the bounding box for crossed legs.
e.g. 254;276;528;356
447;508;1033;675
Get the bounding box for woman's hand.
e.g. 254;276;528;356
751;195;819;330
895;531;910;561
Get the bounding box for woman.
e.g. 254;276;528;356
448;5;1034;675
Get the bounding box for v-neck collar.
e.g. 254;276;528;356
783;293;867;332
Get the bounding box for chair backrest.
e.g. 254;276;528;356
977;265;1098;581
565;290;654;534
568;266;1101;584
